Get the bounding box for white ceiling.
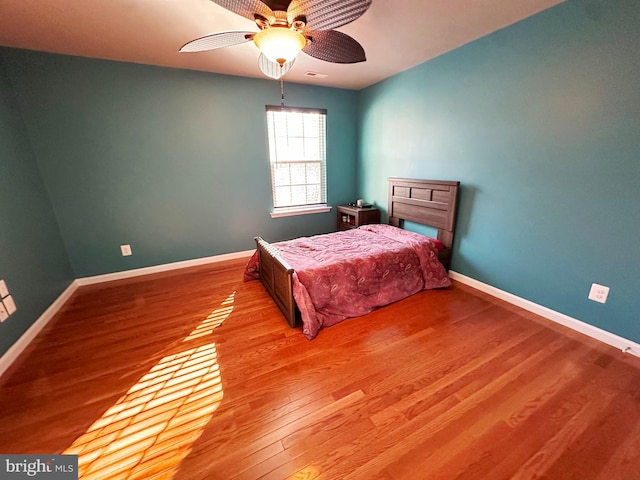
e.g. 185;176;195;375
0;0;565;90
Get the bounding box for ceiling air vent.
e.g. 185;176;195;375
304;72;328;78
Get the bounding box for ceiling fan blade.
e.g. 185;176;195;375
179;31;254;53
211;0;275;24
258;53;295;79
303;30;366;63
287;0;371;31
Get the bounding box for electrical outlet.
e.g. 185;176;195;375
2;295;16;315
0;303;8;322
120;244;132;256
0;279;8;298
588;283;610;304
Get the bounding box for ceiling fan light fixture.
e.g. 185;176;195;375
253;27;306;66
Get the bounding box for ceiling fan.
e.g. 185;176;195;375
180;0;371;80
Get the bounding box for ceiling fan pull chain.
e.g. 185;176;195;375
280;67;285;107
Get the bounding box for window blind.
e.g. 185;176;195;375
266;106;327;209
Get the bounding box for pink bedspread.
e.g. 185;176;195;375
244;224;451;339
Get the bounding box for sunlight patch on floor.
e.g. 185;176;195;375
289;465;322;479
64;292;235;479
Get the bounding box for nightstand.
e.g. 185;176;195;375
337;205;380;231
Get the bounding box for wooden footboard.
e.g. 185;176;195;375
254;236;300;328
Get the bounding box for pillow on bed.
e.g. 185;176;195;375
357;223;445;250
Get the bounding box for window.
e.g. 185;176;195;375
265;106;328;216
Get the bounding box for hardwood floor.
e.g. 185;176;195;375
1;258;639;479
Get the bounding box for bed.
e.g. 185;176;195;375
245;178;460;339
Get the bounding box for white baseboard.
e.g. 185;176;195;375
0;250;255;378
0;280;79;378
76;249;254;286
449;271;640;358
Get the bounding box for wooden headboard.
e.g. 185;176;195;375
388;177;460;269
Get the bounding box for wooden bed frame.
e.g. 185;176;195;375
254;178;460;328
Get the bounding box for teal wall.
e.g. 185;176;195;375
358;0;640;342
0;52;74;356
2;49;358;278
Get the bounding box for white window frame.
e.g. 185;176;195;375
265;106;331;218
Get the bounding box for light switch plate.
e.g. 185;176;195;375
0;303;8;322
0;280;8;298
3;295;16;315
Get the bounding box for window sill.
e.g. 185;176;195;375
270;205;332;218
